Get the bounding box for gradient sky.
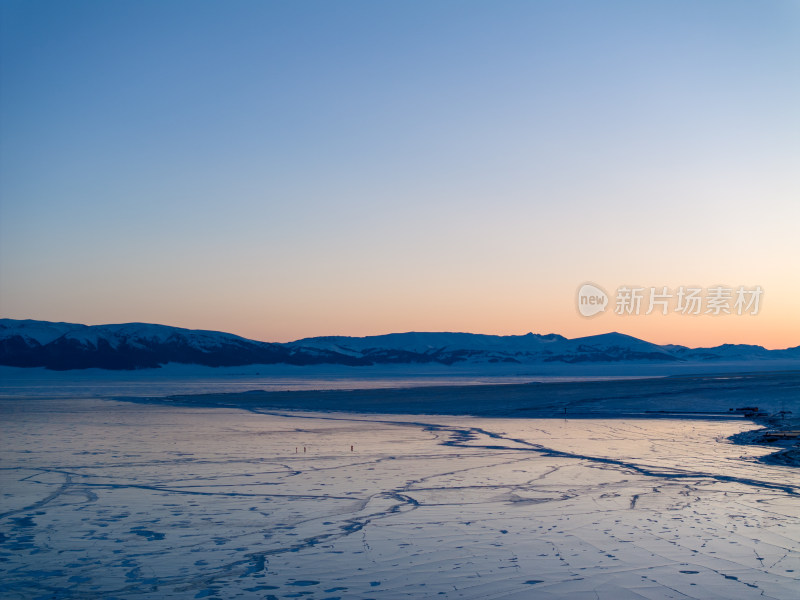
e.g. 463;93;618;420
1;0;798;348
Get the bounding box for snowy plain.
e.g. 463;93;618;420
1;369;798;599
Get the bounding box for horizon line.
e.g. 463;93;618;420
2;317;797;352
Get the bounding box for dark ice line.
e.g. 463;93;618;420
0;470;73;520
245;410;799;497
75;481;358;501
435;423;800;496
124;489;419;596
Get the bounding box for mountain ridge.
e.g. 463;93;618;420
1;318;798;371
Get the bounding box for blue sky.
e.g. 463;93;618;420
1;1;798;347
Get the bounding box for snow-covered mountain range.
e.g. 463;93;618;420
1;319;798;371
0;320;362;370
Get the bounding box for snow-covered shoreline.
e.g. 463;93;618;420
3;365;798;464
120;370;800;467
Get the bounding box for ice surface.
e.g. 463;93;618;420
0;364;665;400
1;395;798;599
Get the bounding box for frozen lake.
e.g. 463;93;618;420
1;392;798;599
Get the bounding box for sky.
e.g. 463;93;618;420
1;0;798;348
